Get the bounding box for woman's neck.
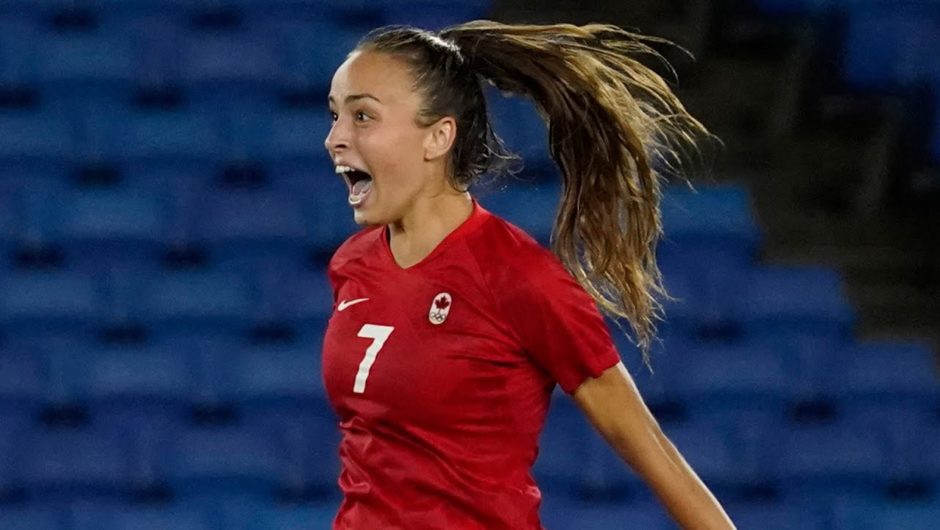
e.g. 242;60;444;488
387;191;473;268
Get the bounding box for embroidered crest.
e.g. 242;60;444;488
428;292;452;325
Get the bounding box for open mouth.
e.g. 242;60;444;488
335;165;373;206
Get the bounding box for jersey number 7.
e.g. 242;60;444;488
353;324;395;394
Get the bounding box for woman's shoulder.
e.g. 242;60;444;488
471;211;568;281
329;225;384;271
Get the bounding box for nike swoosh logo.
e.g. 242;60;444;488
337;298;370;311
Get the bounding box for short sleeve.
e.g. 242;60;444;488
502;254;621;394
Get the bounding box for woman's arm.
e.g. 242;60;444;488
572;362;736;530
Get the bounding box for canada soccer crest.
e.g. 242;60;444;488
428;292;452;325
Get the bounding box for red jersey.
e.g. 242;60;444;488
321;200;620;529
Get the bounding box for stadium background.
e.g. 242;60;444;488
0;0;938;527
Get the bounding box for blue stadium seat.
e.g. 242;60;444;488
132;270;256;333
660;184;760;256
734;265;854;342
0;411;27;498
191;189;307;260
58;189;170;265
16;425;132;501
0;271;104;336
843;6;940;89
0;345;50;419
0;111;75;164
71;502;217;530
266;19;364;96
663;420;747;492
831;339;939;405
774;420;889;501
379;0;492;30
97;110;225;166
478;181;560;246
260;108;333;167
33;31;137;87
834;498;940;530
243;502;339;530
666;341;793;416
219;342;325;408
161;424;288;497
256;266;333;325
533;391;592;495
540;496;672;530
74;342;197;426
179;29;280;90
0;186;18;256
658;184;760;335
279;168;362;256
0;506;66;530
902;422;940;489
485;92;553;176
726;500;827;530
244;405;341;497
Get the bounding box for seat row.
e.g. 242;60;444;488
0;403;938;509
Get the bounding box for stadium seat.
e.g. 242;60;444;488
0;111;75;164
0;344;50;419
260;108;333;167
658;184;761;335
244;405;341;497
665;340;793;416
734;265;854;343
58;189;170;266
660;184;761;257
160;424;288;497
540;496;672;530
132;270;256;333
477;181;560;246
379;0;492;30
281;168;362;257
190;188;308;260
16;425;132;501
179;29;280;90
74;342;197;426
843;6;940;89
774;420;890;501
255;266;333;325
834;497;940;530
267;18;365;97
0;271;104;336
0;506;66;530
33;30;137;88
242;502;339;530
533;391;592;495
71;501;217;530
96;110;225;166
725;500;828;530
219;341;325;408
831;339;940;405
485;92;553;177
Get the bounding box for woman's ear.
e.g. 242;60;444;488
424;116;457;161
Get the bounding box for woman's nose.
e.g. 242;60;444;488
324;120;349;154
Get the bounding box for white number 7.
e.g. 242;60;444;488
354;324;395;394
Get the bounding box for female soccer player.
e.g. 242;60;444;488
320;21;735;529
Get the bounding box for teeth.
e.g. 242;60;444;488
335;165;355;174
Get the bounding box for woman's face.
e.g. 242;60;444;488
325;50;436;226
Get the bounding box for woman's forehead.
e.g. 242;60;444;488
329;51;417;105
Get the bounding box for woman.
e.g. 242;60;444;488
320;20;734;529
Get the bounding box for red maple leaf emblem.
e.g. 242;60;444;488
434;296;450;310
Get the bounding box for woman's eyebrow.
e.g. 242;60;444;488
328;93;383;104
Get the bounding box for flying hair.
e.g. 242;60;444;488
356;21;717;364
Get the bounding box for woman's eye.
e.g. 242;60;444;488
355;111;370;121
329;111;338;121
